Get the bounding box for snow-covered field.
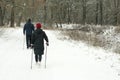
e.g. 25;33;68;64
0;27;120;80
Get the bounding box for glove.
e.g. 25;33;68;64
46;42;49;46
31;44;34;48
23;32;25;35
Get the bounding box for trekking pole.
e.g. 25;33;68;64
45;44;47;68
23;35;25;49
31;49;34;69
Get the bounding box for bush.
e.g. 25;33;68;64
59;25;120;54
60;29;106;48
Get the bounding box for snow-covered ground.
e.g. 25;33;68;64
0;27;120;80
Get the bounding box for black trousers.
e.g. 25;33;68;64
26;35;32;48
35;54;42;62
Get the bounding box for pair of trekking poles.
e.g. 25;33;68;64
23;36;48;69
30;44;48;69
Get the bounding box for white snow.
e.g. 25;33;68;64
0;27;120;80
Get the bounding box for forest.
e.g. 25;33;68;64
0;0;120;27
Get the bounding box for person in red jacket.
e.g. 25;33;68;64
31;23;49;64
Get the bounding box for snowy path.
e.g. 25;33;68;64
0;28;120;80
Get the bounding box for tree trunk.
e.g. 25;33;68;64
10;0;15;27
0;6;4;26
99;0;103;25
113;0;120;25
95;0;99;25
67;3;71;24
82;0;87;25
58;13;62;28
17;13;23;27
44;5;47;24
55;22;59;28
10;6;15;27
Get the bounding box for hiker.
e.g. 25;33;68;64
23;18;34;49
31;23;49;64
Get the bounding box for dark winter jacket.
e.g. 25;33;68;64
23;22;34;35
31;29;49;55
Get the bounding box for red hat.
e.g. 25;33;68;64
36;23;41;29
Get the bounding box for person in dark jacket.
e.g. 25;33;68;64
23;18;34;49
31;23;49;64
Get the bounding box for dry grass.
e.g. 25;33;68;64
60;29;106;48
57;25;120;54
114;26;120;33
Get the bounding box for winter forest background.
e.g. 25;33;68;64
1;0;120;54
0;0;120;27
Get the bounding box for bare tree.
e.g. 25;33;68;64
10;0;15;27
0;0;6;26
0;4;4;26
95;0;99;24
99;0;103;25
1;0;120;27
113;0;120;25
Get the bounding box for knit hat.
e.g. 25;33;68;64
36;23;41;29
28;18;31;22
